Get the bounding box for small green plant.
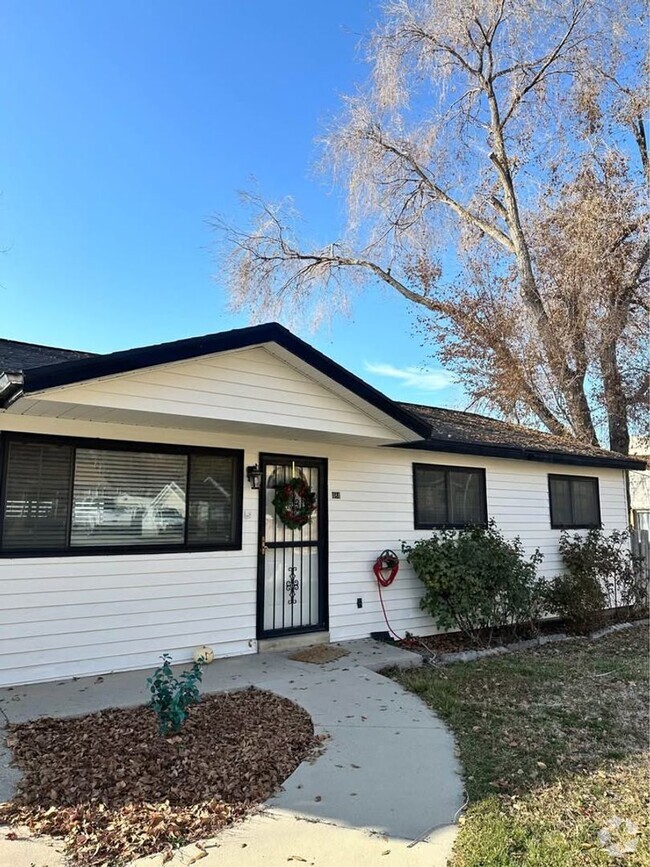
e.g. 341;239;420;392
546;528;648;633
147;653;205;735
403;521;544;646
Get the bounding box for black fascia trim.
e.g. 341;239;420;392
0;432;244;558
391;437;644;471
19;323;431;439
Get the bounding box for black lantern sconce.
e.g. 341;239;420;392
246;464;263;490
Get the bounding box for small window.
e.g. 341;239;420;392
548;474;600;529
0;434;243;556
413;464;487;529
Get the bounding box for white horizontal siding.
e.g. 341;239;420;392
326;451;626;641
7;637;253;688
0;411;628;686
27;346;404;441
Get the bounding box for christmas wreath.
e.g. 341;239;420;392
272;476;317;530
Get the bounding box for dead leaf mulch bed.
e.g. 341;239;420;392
0;686;321;866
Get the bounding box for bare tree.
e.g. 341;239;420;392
214;0;648;453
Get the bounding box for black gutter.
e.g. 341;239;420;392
18;322;432;439
389;437;646;471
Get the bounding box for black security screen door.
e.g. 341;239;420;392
257;455;328;638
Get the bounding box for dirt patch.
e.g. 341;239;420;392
0;686;322;866
394;619;564;653
289;645;350;664
395;610;647;654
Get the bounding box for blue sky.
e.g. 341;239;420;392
1;0;460;407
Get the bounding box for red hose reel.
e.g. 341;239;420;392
373;549;400;587
372;549;402;640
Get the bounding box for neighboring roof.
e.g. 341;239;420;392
0;324;431;439
398;403;646;470
629;435;650;465
0;327;643;470
0;337;95;371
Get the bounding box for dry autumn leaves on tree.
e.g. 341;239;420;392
216;0;648;455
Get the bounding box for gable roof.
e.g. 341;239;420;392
0;326;643;470
0;324;431;439
399;402;645;470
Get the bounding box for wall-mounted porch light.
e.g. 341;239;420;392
246;464;263;490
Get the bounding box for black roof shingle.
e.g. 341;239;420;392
399;402;645;469
0;332;643;469
0;338;94;371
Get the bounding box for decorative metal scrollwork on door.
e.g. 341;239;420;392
285;566;299;605
260;457;323;636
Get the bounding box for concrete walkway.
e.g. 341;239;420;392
0;639;464;866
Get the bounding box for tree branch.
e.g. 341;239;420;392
365;127;515;251
274;246;450;313
500;1;588;126
624;239;650;301
633;116;649;183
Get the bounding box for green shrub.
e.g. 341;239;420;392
546;529;648;634
403;521;544;646
544;566;605;634
147;653;205;735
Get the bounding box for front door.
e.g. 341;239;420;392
257;454;328;638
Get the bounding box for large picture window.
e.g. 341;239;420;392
548;474;601;529
413;463;487;529
0;435;243;555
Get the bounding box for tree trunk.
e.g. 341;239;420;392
600;342;630;454
485;85;599;446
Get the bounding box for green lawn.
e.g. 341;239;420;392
391;625;649;866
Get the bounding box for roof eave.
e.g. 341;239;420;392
390;437;645;470
17;323;431;439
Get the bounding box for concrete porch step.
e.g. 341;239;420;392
257;631;330;653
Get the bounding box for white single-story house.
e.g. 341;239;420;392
0;324;644;687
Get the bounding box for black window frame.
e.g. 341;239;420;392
413;463;488;530
548;473;601;530
0;433;244;557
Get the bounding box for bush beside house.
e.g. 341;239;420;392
403;521;545;647
405;524;648;646
545;528;648;633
